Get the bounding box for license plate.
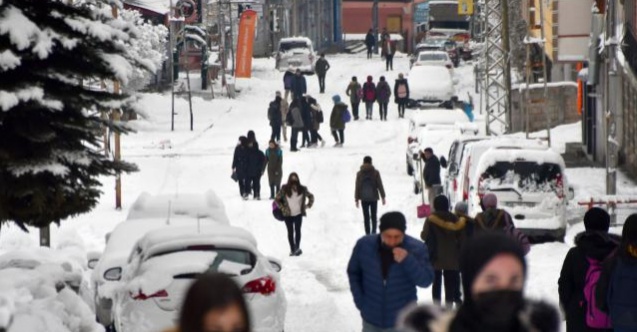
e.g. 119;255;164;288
289;61;301;66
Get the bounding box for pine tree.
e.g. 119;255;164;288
0;0;149;231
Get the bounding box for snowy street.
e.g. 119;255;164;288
2;52;637;331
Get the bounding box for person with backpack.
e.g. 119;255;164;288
354;156;386;235
384;38;396;71
264;140;283;200
268;92;283;142
421;195;468;309
375;76;391;121
558;207;619;332
329;94;348;147
307;96;325;147
365;29;375;59
283;67;294;101
287;99;304;152
394;73;410;118
346;76;362;121
245;139;265;200
275;172;314;256
314;53;330;94
362;76;376;120
596;214;637;332
232;136;249;199
474;193;531;255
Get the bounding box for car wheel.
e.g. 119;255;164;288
406;158;414;176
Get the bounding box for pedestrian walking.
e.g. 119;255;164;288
380;28;390;59
315;53;330;94
307;96;325;147
268;93;283;142
246;139;265;200
558;207;618;332
365;29;376;59
232;136;249;199
246;130;259;150
384;38;396;71
291;69;307;100
421;195;468;309
596;214;637;332
454;201;475;235
394;73;410;118
280;92;290;142
283;67;294;101
300;97;312;148
164;273;251;332
274;172;314;256
346;76;362;120
287;99;304;152
355;156;387;235
347;211;434;332
474;193;531;254
420;148;442;207
376;76;391;121
330;94;348;147
362;76;376;120
398;233;560;332
264;140;283;200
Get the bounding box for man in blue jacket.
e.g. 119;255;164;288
348;211;434;332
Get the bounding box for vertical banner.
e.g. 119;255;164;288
458;0;474;15
236;9;257;78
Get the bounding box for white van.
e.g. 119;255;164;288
443;136;488;208
467;148;573;241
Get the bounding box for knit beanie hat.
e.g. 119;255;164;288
332;94;341;104
584;207;610;232
482;193;498;209
454;201;469;215
433;195;450;212
459;232;527;303
379;212;407;233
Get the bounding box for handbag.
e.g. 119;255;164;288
272;201;285;221
231;171;238;182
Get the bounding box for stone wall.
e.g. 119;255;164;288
621;67;637;179
510;82;580;133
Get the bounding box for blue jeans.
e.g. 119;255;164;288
362;321;398;332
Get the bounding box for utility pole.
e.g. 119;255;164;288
170;0;176;132
606;0;619;224
538;0;551;146
372;0;379;54
112;4;122;210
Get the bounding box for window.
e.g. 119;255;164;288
481;161;562;192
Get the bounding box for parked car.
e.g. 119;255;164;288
407;66;459;107
411;51;454;72
112;225;286;332
92;191;230;329
275;37;315;74
407;108;473;147
468;147;574;241
443;136;488;208
410;38;448;67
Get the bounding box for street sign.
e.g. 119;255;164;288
458;0;473;15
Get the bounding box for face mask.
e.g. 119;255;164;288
472;290;524;330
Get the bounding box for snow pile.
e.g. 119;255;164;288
126;191;231;224
0;248;102;332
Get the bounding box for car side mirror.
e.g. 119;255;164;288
440;157;448;169
87;251;101;270
567;186;575;201
268;257;282;272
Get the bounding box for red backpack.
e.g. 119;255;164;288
364;83;376;101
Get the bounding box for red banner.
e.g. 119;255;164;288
235;10;257;78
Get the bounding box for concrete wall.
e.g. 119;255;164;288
342;1;414;52
510;82;580;133
620;63;637;179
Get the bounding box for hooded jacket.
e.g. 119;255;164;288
355;164;386;202
289;102;305;129
423;154;441;187
376;80;392;103
347;235;434;328
362;77;376;102
232;144;249;179
291;74;307;97
330;102;348;130
558;231;619;332
346;81;362;103
421;211;468;270
268;98;283;127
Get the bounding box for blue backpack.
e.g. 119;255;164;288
342;108;351;123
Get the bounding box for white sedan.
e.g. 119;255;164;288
411;51;454;73
407;65;458;107
112;225;286;332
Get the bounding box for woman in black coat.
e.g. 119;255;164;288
232;136;249;198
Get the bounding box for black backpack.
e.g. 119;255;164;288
360;173;376;202
316;110;324;123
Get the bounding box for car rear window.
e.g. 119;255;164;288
419;53;448;61
481;161;561;192
279;41;309;52
148;247;256;271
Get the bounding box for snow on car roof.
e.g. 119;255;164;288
410;109;469;125
464;137;548;150
408;65;452;79
476;148;566;174
126;191;230;224
279;37;313;45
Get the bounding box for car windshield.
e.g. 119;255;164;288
279;41;309;52
481;161;562;193
419;53;447;61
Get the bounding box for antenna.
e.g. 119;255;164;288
167;200;172;225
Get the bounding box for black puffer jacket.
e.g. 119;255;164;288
558;231;619;332
423;155;441;187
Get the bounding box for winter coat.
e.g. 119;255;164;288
381;39;396;57
347;235;434;329
283;71;294;90
246;146;265;178
421;211;468;271
423;155;442;187
362;81;377;102
280;98;289;125
301;99;313;130
310;103;322;131
291;74;307;98
289;103;304;129
365;32;376;47
597;252;637;330
330;102;348;130
394;78;410;103
315;58;330;76
399;300;561;332
268;99;283;127
375;80;391;104
474;208;531;254
274;184;314;217
346;81;362;104
354;164;386;202
232;145;249;179
264;147;283;186
558;231;619;332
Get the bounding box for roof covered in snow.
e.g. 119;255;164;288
124;0;171;14
126;191;230;224
409;108;469;125
476;148;566;174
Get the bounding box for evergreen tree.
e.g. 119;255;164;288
0;0;149;231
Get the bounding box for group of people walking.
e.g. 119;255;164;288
364;27;397;71
345;74;410;121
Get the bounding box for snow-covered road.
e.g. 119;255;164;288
2;53;637;332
